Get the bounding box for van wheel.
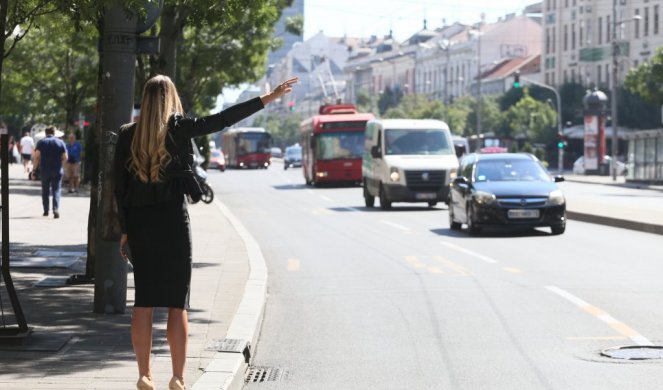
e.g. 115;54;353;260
363;180;375;207
428;201;438;207
379;183;391;210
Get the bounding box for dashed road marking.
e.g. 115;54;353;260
546;286;654;346
405;256;426;269
441;241;498;264
320;195;333;202
434;256;472;276
380;220;411;232
503;267;523;274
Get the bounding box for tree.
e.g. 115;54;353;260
446;96;475;136
377;86;403;115
2;13;97;131
616;86;661;129
559;82;586;125
355;89;378;115
503;91;556;144
625;46;663;106
254;112;302;147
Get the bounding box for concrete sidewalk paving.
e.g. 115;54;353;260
0;164;262;389
562;174;663;235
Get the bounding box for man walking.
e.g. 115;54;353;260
65;132;82;193
19;131;35;173
32;126;67;218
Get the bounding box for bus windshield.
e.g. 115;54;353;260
315;132;364;160
238;133;271;155
385;129;452;155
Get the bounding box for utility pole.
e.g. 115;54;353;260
476;29;482;152
610;0;619;181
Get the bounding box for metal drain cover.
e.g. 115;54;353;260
245;366;288;383
601;345;663;360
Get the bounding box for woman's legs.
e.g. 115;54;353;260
132;307;155;379
167;308;189;381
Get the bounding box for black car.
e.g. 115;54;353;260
283;144;302;170
448;153;566;235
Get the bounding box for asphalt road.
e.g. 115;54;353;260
206;162;663;390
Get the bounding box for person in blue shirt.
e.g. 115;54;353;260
65;132;83;193
32;126;67;218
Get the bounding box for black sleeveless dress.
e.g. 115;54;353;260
113;97;264;308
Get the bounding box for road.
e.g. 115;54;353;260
206;162;663;390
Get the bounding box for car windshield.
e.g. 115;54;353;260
474;159;550;182
211;150;221;157
315;132;363;160
286;148;302;157
385;129;452;155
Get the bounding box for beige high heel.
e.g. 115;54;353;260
169;376;186;390
137;375;156;390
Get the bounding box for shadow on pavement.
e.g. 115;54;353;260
431;227;552;238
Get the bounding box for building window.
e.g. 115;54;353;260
564;24;568;51
598;17;603;44
553;0;556;9
606;15;611;42
565;0;568;7
572;23;576;50
597;65;602;85
551;73;556;85
635;9;640;39
552;27;556;51
645;7;649;37
564;70;568;82
655;5;660;35
605;64;610;88
545;73;550;85
579;23;584;47
571;68;576;82
573;0;576;5
546;28;551;54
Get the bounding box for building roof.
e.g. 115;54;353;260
480;55;540;81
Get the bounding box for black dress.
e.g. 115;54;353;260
113;97;264;308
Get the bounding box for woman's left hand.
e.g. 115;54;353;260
119;234;129;262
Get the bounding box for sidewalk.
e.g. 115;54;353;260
562;173;663;235
0;164;260;389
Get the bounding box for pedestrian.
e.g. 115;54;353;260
31;126;67;218
65;132;82;193
113;74;297;390
7;135;16;164
20;131;35;173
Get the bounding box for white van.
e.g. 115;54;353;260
362;119;459;210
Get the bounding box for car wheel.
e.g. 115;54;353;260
363;180;375;208
449;207;461;230
379;183;391;210
428;201;438;207
467;204;481;235
284;164;288;170
551;224;566;235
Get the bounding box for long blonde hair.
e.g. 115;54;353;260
129;75;184;183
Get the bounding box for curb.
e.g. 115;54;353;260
566;210;663;236
191;200;268;390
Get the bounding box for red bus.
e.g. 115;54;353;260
300;104;375;185
221;127;272;169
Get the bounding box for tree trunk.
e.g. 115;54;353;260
0;0;9;104
158;4;184;79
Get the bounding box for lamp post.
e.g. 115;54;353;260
469;28;483;151
610;3;641;181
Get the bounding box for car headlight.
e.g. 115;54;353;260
389;168;400;182
548;189;565;205
474;190;496;205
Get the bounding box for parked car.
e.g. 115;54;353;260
284;144;302;169
448;153;566;235
572;155;626;175
208;148;226;171
270;147;283;158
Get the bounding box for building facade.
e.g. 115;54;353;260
542;0;663;88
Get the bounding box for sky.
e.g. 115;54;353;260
220;0;534;105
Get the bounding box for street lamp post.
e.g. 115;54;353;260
610;4;641;181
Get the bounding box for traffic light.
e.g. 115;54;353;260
288;100;295;112
513;72;521;89
557;133;567;149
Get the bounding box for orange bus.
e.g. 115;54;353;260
300;104;375;185
221;127;272;169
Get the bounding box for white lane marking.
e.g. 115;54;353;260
546;286;654;346
441;241;498;264
320;195;334;202
379;220;411;232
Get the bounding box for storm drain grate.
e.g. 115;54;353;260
245;366;288;383
601;345;663;360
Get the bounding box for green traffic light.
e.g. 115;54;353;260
513;82;520;88
557;141;564;149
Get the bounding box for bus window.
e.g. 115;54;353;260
316;132;364;160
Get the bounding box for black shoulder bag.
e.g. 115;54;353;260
168;117;203;204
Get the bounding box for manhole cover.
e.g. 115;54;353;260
601;346;663;360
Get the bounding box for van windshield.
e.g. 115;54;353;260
385;129;452;155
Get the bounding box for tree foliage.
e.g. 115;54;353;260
503;90;557;144
625;46;663;106
254;112;302;148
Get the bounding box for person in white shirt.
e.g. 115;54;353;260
19;132;35;173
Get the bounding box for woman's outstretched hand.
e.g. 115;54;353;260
261;77;299;105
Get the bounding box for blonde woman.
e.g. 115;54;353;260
113;74;297;390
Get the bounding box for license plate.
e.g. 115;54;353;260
507;209;540;219
415;193;437;200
